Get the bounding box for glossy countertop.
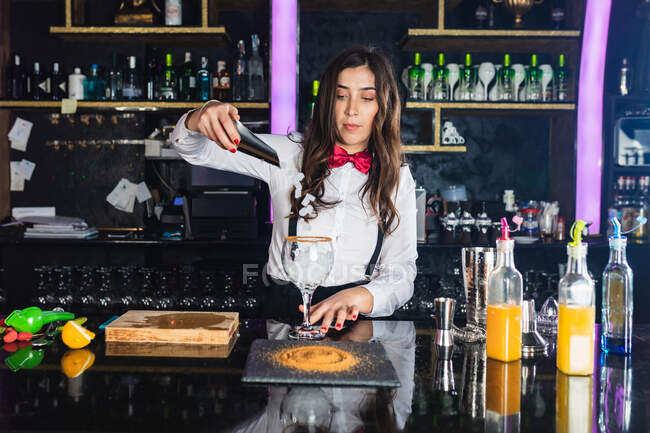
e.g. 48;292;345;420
0;317;647;432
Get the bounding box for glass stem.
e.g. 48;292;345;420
301;291;313;328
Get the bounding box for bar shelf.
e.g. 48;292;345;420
0;100;269;111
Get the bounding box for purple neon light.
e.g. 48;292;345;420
576;0;612;234
271;0;297;135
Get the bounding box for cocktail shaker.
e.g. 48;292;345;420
234;120;280;167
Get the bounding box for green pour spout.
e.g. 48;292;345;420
5;307;75;334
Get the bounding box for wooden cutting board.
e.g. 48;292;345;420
105;310;238;345
105;335;237;358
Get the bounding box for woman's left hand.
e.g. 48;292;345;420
299;286;374;333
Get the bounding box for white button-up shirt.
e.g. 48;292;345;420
171;112;417;317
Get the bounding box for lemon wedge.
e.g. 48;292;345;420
61;349;95;378
61;320;95;349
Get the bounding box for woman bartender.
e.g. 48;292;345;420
171;46;417;333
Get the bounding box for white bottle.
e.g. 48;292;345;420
68;67;86;100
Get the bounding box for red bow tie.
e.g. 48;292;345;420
327;145;372;174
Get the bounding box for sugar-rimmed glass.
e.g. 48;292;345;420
281;236;334;340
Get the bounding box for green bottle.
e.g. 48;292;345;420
309;80;320;118
459;53;476;101
408;52;424;100
178;51;195;101
526;54;542;102
554;54;569;102
159;53;177;100
499;53;515;101
429;53;450;101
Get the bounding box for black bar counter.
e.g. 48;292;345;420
0;316;647;432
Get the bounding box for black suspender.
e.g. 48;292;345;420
288;215;384;279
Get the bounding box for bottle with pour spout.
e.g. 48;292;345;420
601;216;644;354
557;220;595;376
486;217;523;362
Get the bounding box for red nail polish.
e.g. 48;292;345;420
321;327;327;333
234;138;239;144
352;314;357;320
230;148;236;153
336;324;342;329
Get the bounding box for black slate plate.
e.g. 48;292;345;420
241;339;400;387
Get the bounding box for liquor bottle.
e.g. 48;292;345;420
84;64;106;100
68;67;86;100
429;53;450;101
619;58;631;96
486;218;523;362
5;54;27;99
554;54;569;102
108;53;123;100
31;62;49;100
598;353;632;433
475;0;489;28
309;80;320;118
557;221;595;376
499;54;515;101
196;57;211;101
458;53;476;101
178;52;195;101
122;56;142;100
145;58;158;101
159;53;176;100
213;60;231;101
51;62;66;100
233;40;247;102
551;0;566;29
408;52;424;100
525;54;542;102
248;34;265;101
601;218;633;354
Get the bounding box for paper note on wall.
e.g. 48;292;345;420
61;98;78;114
10;162;25;191
16;159;36;181
8;118;33;152
136;182;153;203
106;178;138;213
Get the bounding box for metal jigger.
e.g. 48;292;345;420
433;297;455;359
521;299;549;358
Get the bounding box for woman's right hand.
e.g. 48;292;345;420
185;101;241;153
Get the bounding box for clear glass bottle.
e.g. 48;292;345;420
196;57;210;101
500;54;515;101
458;53;476;101
216;60;231;101
145;58;158;101
554;54;569;102
557;235;595;375
429;52;450;101
408;52;424;100
601;235;633;354
233;40;247;102
486;224;523;362
159;53;176;100
248;34;265;101
122;56;142;100
525;54;542;102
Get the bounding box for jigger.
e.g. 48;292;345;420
433;297;455;358
521;299;549;358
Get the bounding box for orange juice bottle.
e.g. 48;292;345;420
486;358;521;433
486;223;523;362
556;370;593;433
557;236;595;376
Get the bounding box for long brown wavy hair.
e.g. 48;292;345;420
289;46;405;234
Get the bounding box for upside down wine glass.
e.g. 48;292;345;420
282;236;334;340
